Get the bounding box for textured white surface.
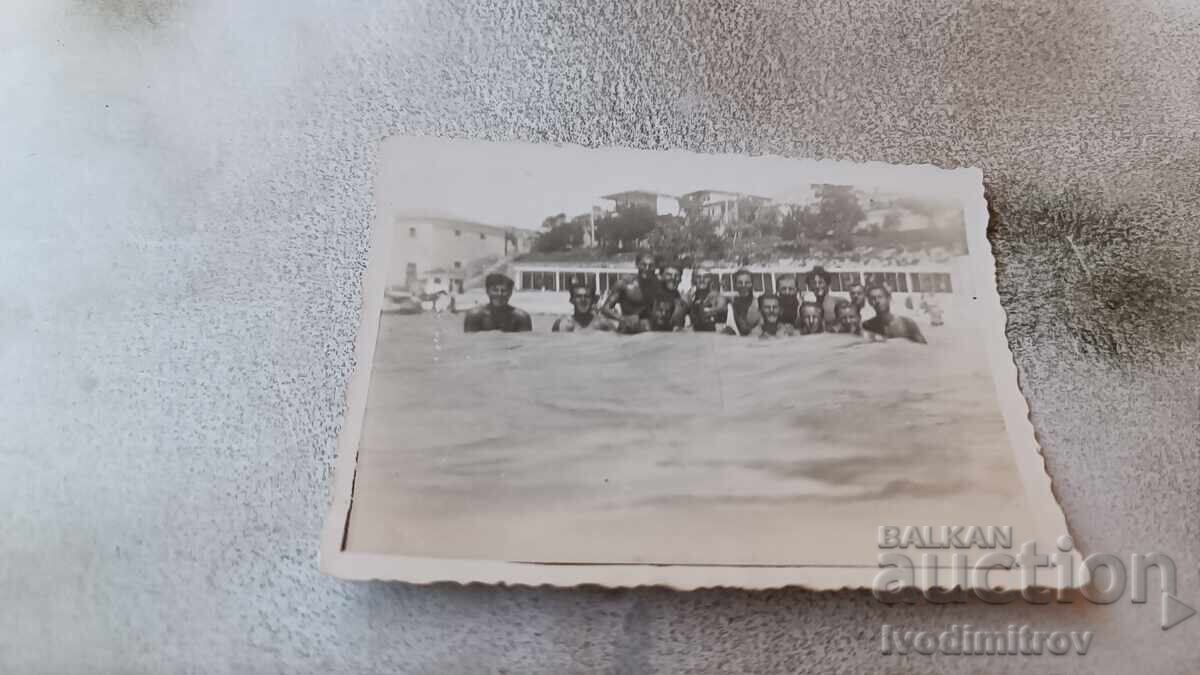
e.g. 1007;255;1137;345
2;1;1198;672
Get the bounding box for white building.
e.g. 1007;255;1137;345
386;216;526;294
596;190;681;217
680;190;772;235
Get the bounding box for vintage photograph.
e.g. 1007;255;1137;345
322;138;1069;587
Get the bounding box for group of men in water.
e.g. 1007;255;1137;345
463;253;927;343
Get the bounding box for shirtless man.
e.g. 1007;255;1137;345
684;266;728;332
656;260;689;329
805;266;838;330
797;302;825;335
724;268;762;336
756;294;795;338
639;296;683;333
552;283;614;332
848;283;867;315
862;285;927;344
463;273;533;333
600;252;660;333
775;274;801;326
833;300;862;335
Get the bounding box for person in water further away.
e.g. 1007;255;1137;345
552;283;614;332
600;252;660;333
805;266;838;331
685;266;728;332
463;273;533;333
724;268;762;336
848;283;867;315
833;300;862;335
656;260;689;329
919;292;945;327
775;274;801;326
756;294;795;338
797;301;825;335
862;284;927;344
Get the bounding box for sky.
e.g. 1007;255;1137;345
378;137;975;231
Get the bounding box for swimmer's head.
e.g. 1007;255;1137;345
636;252;657;281
733;268;755;298
799;302;823;334
867;284;891;315
776;274;798;297
758;293;781;324
835;301;861;333
806;266;831;298
568;283;597;315
848;283;866;307
485;273;515;308
659;261;682;293
651;297;675;325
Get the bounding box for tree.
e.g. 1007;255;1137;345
814;184;866;238
793;185;866;252
596;204;657;253
541;213;568;231
532;212;586;253
569;214;592;245
749;203;781;237
647;215;724;262
780;205;820;252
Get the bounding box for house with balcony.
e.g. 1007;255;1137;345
679;190;773;235
596;190;681;217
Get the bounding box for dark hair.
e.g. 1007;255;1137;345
833;298;850;309
733;268;754;281
776;274;797;285
799;301;822;313
866;283;890;297
636;252;657;265
836;302;860;316
566;282;597;301
805;266;832;286
757;293;780;309
485;273;515;290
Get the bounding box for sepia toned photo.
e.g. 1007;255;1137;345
321;138;1071;589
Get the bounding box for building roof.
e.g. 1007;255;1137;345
599;190;679;201
682;189;772;203
395;215;516;236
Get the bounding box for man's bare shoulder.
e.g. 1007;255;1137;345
613;274;639;290
464;305;489;318
900;316;927;342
